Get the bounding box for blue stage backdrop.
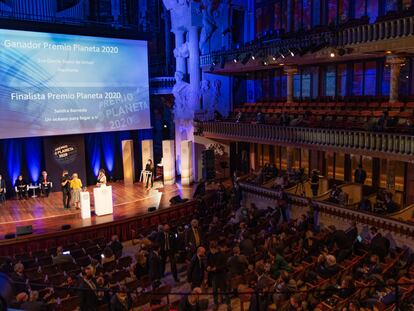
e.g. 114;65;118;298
0;129;153;196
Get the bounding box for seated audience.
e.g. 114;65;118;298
179;287;202;311
101;246;115;265
52;246;74;265
109;235;123;258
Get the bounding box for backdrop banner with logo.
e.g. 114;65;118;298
43;135;87;191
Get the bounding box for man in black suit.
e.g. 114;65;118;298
52;246;74;265
156;224;179;282
79;266;98;311
354;164;367;184
39;171;52;197
187;246;206;289
0;174;6;203
185;219;203;253
369;227;390;261
15;175;28;200
109;235;123;258
148;244;163;288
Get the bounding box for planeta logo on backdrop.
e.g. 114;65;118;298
53;144;79;165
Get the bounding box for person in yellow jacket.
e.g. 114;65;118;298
70;173;82;209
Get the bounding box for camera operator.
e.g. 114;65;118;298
61;170;72;210
310;169;320;197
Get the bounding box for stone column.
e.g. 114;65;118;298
386;55;405;103
285;66;298;103
189;26;201;110
174;30;187;74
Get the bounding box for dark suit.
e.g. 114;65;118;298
187;255;205;289
0;179;5;203
52;254;74;265
156;231;178;281
148;251;162;287
15;179;28;199
370;234;390;260
185;227;203;251
79;278;98;311
38;177;52;197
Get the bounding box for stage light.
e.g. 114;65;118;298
330;52;336;58
241;53;251;65
288;49;295;56
251;54;256;60
280;52;285;59
233;55;239;63
163;124;168;128
262;60;269;66
272;55;277;61
386;50;392;54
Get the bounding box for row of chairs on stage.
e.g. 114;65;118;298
0;174;52;203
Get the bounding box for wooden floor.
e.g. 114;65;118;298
0;181;196;239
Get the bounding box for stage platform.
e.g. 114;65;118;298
0;181;196;240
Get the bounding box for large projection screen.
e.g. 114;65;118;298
0;28;150;139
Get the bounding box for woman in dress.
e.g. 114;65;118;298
96;169;107;187
70;173;82;209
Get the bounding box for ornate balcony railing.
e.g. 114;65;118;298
338;15;414;45
149;77;175;95
200;14;414;67
239;181;414;239
196;121;414;162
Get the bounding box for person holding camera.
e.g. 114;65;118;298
61;170;71;210
310;169;320;197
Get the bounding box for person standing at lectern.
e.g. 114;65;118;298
61;170;71;210
96;169;107;187
145;159;154;188
15;175;28;200
39;171;52;197
0;174;6;203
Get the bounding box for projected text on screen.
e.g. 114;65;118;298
0;29;151;139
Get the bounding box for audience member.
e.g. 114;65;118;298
179;287;202;311
156;223;178;282
79;266;98;311
52;246;74;265
354;164;367;184
187;246;206;289
109;235;123;258
148;243;162;288
185;219;203;252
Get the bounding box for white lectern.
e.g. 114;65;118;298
94;185;113;216
80;191;91;219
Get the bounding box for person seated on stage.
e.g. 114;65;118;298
39;171;52;197
70;173;82;210
14;175;28;200
0;174;6;203
145;159;154;188
96;168;107;187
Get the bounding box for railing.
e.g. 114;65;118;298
149;77;175;95
240;181;414;237
197;121;414;161
200;14;414;67
338;15;414;45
